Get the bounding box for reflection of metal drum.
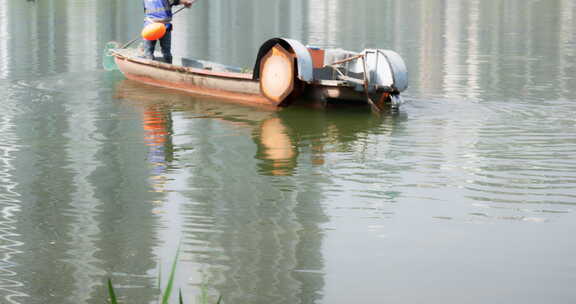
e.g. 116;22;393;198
259;44;295;105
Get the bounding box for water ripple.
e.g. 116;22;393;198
0;83;25;303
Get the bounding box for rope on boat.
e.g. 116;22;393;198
325;54;382;114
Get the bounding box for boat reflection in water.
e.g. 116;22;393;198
141;104;174;191
114;79;403;178
113;79;404;303
254;117;298;176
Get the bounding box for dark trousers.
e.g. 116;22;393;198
143;28;173;64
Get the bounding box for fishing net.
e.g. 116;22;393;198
102;41;121;71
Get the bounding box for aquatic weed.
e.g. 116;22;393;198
106;247;222;304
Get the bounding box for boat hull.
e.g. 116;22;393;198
114;55;275;107
112;49;396;110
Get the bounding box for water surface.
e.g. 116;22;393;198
0;0;575;303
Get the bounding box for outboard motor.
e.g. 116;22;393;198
362;49;408;94
345;49;408;95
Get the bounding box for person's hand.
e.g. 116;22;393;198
182;0;196;8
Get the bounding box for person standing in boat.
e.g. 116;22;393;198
143;0;195;64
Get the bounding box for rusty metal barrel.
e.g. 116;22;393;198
253;38;314;107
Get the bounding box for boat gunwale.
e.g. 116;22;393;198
112;50;255;81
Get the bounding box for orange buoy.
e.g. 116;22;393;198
141;23;166;41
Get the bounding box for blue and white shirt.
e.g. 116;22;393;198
144;0;181;24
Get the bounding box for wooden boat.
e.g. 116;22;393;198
112;37;408;110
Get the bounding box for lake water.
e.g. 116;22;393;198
1;0;575;303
